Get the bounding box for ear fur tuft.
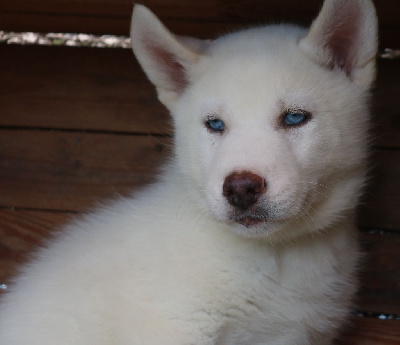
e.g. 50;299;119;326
130;5;207;107
300;0;378;87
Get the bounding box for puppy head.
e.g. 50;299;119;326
131;0;378;242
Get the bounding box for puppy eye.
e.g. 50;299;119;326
283;110;311;127
205;118;225;133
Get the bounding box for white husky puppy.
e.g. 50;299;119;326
0;0;377;344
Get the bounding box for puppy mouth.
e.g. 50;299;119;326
228;208;288;228
236;217;264;227
229;212;270;227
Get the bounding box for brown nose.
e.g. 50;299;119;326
223;171;266;211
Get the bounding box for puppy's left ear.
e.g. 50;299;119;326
299;0;378;87
130;5;209;108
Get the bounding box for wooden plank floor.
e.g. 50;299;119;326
0;43;399;343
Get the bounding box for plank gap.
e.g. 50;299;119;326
353;310;400;321
359;227;400;235
0;125;172;138
0;206;81;214
374;146;400;152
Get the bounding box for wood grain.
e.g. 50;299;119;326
0;0;397;24
0;209;70;284
337;317;400;345
359;150;400;230
358;233;400;314
0;45;398;149
0;45;171;135
0;0;398;48
373;59;400;149
0;129;170;211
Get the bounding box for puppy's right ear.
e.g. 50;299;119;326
131;5;207;107
299;0;378;88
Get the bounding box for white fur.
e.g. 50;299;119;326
0;1;378;344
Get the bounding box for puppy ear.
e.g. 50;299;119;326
130;5;208;107
299;0;378;87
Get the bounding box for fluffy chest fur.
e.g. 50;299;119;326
64;183;358;344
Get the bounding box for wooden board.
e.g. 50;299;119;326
337;317;400;345
358;233;400;314
0;209;70;283
0;0;398;47
373;59;400;149
0;130;170;211
358;150;400;230
0;45;171;135
0;45;399;149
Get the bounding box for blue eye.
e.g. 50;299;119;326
206;118;225;132
283;111;310;126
